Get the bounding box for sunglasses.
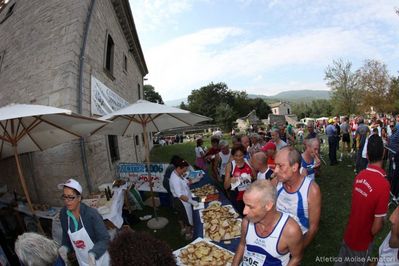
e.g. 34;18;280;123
61;194;78;201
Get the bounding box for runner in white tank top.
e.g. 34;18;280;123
243;212;290;266
276;176;312;234
232;180;304;266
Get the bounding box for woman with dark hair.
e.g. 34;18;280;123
109;228;175;266
224;144;255;215
58;179;110;266
169;159;199;240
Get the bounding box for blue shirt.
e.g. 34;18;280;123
326;124;336;137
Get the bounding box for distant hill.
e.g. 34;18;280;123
249;90;331;103
165;90;331;106
164;98;187;107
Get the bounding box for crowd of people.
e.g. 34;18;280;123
185;115;399;265
11;114;399;266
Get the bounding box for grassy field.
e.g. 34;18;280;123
128;136;394;265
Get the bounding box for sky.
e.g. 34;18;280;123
129;0;399;101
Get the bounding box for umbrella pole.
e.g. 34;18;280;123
142;124;157;219
142;124;168;230
13;145;44;234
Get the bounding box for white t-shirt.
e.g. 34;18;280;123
195;146;205;158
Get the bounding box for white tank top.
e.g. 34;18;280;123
243;213;290;266
218;150;231;176
276;177;312;234
378;232;399;266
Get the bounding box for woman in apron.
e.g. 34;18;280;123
58;179;110;266
169;159;199;240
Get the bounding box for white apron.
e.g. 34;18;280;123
181;179;194;226
68;216;110;266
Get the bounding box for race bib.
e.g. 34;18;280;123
243;250;266;266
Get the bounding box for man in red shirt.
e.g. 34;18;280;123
335;134;390;266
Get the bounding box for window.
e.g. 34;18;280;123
123;54;127;73
137;84;141;99
104;34;114;75
135;135;139;146
287;108;290;115
108;135;120;162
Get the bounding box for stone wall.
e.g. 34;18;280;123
0;0;148;205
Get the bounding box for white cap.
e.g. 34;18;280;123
58;178;82;194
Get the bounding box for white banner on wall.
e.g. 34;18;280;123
117;162;168;193
91;76;129;116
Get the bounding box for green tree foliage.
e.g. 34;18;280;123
386;76;399;113
185;82;271;130
143;85;164;104
292;100;333;119
325;59;360;116
215;103;237;130
357;59;390;113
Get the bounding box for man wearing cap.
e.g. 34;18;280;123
261;141;277;170
58;179;110;266
326;119;338;165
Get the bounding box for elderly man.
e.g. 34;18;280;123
232;180;303;266
252;152;274;180
273;146;321;249
305;122;317;140
301;138;321;180
271;128;287;151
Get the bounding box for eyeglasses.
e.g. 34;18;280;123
61;194;78;201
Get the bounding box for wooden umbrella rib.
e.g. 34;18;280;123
15;118;23;138
165;113;193;127
19;119;44;151
16;118;41;143
38;117;81;138
122;118;133;136
0;120;12;141
147;114;161;132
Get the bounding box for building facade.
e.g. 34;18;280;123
0;0;149;205
270;101;291;115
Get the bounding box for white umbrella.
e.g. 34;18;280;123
92;99;212;229
0;103;109;232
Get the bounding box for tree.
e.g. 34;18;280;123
215;103;237;130
185;82;272;126
325;59;360;115
143;85;164;104
386;76;399;113
357;59;390;113
186;82;235;120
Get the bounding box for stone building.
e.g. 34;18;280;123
270;101;291;115
0;0;149;205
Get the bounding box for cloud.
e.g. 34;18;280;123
129;0;193;32
145;26;380;100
